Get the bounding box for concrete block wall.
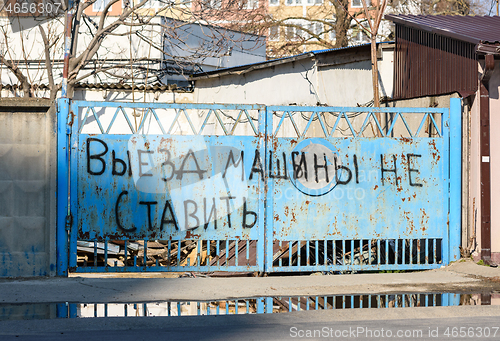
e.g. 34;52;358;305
0;98;56;277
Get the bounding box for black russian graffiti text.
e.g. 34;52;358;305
114;192;258;232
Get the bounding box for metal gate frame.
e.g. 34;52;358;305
56;98;461;276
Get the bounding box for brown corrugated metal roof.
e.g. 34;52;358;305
385;14;500;44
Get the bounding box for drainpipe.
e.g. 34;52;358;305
479;53;495;266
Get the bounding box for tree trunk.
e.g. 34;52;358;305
334;0;350;48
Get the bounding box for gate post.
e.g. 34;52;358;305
449;98;462;262
56;98;70;276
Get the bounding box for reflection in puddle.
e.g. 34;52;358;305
1;292;498;321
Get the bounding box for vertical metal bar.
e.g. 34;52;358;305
197;302;200;316
143;303;147;317
177;302;181;316
395;239;399;265
246;301;249;314
167;240;171;266
93;241;97;268
124;240;128;268
350;240;354;266
197;241;201;266
342;240;345;265
409;239;413;264
434;239;437;264
144;240;148;268
324;240;327;267
104;240;108;268
246;240;249;265
449;98;461;263
351;295;354;309
385;240;389;265
207;302;210;315
368;239;372;267
226;240;229;267
104;304;108;317
124;304;128;317
297;241;301;268
256;298;265;314
324;296;328;310
402;239;406;265
235;300;238;314
315;296;319;310
377;240;380;265
177;240;181;267
279;241;282;267
265;297;274;314
424;239;428;264
56;303;68;318
68;304;77;318
306;241;310;266
226;302;229;315
216;240;220;266
289;241;292;267
168;302;171;316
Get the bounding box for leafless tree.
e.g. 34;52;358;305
0;0;266;99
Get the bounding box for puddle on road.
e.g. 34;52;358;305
1;292;499;321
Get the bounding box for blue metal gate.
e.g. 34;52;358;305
56;99;461;275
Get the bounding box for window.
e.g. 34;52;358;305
269;0;278;5
241;0;258;9
93;0;111;11
351;0;370;8
285;25;303;41
306;0;322;4
203;0;221;8
286;0;301;5
304;22;323;40
352;28;369;44
269;26;279;41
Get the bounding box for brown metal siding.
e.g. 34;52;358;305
394;25;478;100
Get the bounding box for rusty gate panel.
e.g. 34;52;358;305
67;101;265;272
265;105;454;272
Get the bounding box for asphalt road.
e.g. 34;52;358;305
1;305;500;340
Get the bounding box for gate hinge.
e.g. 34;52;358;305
65;214;73;231
66;110;75;135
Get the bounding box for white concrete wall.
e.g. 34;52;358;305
487;61;500;259
0;100;56;277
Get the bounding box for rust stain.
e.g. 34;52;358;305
374;185;378;190
185;230;201;239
